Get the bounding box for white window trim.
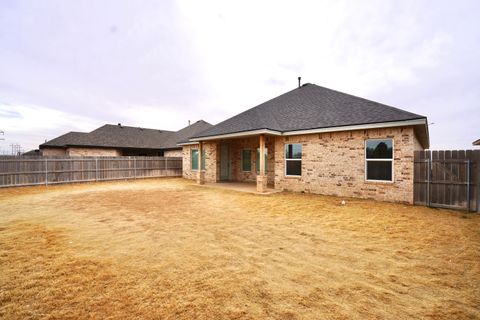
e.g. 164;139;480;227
241;149;252;172
284;143;302;177
191;148;199;171
364;138;394;183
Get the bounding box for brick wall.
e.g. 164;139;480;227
66;147;121;157
182;142;217;182
413;133;424;151
164;149;183;157
274;126;421;203
42;147;67;156
182;137;275;185
181;126;422;203
229;136;275;184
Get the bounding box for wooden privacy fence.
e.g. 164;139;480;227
414;150;480;212
0;156;182;188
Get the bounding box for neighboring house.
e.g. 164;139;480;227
181;83;429;203
22;149;42;156
40;121;212;157
473;139;480;146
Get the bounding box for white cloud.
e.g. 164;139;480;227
0;103;101;151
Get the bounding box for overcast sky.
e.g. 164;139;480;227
0;0;479;152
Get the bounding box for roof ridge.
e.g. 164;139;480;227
101;123;174;132
203;86;301;132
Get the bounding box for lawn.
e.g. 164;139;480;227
0;178;479;319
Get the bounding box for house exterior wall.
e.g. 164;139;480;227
274;126;421;203
66;147;121;157
182;142;217;182
182;126;423;203
41;147;67;156
229;136;275;184
164;149;183;157
182;137;275;185
413;133;424;151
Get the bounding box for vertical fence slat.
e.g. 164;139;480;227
414;150;479;212
0;156;182;187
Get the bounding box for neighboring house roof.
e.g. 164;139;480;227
165;120;213;149
473;139;480;146
190;83;429;147
79;125;174;149
40;121;213;150
22;149;42;156
40;132;89;147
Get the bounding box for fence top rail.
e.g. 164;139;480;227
0;156;182;162
414;159;473;164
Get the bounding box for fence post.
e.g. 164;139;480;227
45;158;48;186
477;151;480;213
165;157;168;176
426;158;431;207
95;157;98;181
466;159;470;212
134;157;137;179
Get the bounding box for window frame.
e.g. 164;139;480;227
364;138;394;183
284;143;302;177
191;148;199;171
241;149;252;172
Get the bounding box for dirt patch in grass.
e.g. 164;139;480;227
0;178;479;319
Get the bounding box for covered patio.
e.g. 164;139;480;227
194;133;277;193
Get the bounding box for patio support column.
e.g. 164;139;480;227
197;142;205;185
257;134;267;192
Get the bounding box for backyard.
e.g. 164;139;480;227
0;178;479;319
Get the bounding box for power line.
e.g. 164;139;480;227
9;143;23;156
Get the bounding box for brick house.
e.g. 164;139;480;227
40;121;212;157
181;83;429;203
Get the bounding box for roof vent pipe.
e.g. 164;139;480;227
298;76;301;88
117;123;121;126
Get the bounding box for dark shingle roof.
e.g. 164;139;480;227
473;139;480;146
40;121;212;150
22;149;42;156
165;120;213;147
83;125;174;149
40;132;89;147
192;84;426;139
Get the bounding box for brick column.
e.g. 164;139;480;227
257;134;267;192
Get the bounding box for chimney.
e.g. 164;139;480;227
298;76;301;88
188;120;191;126
117;123;121;126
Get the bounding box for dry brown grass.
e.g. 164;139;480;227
0;178;479;319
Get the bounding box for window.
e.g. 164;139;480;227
201;149;206;170
365;139;393;181
285;144;301;176
256;148;268;172
191;149;199;170
242;149;252;171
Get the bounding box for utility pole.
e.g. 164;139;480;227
9;143;22;156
